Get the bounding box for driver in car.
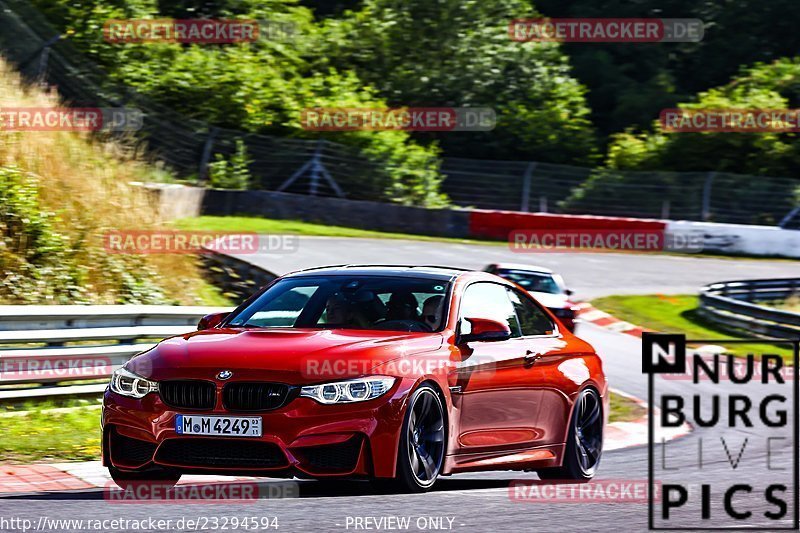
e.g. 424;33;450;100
324;292;370;328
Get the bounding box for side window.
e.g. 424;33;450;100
459;282;521;338
506;288;554;336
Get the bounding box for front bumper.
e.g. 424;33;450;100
102;377;413;479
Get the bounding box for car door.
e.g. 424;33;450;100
505;286;573;447
451;282;544;452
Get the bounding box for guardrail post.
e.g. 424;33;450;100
701;172;716;221
520;162;537;212
779;206;800;229
198;127;219;183
16;34;61;85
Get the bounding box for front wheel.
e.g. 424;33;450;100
387;384;446;493
538;387;603;481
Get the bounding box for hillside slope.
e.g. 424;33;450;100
0;57;221;305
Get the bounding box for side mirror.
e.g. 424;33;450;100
564;289;574;296
198;312;229;330
459;317;512;344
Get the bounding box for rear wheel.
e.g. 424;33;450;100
108;465;181;490
538;388;603;481
386;384;446;493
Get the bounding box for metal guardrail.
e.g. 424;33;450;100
0;246;275;401
698;278;800;339
0;305;232;400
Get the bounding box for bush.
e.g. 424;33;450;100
0;165;168;304
0;166;85;303
604;58;800;176
209;139;252;190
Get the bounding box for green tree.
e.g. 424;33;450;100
534;0;800;136
562;59;800;224
316;0;598;164
606;58;800;175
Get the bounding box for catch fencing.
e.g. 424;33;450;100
0;0;798;226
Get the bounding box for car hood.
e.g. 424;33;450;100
528;291;570;309
127;328;443;384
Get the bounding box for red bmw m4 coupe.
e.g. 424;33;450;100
102;265;608;492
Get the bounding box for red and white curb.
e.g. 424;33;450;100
0;462;259;495
575;302;650;338
605;389;691;451
573;304;691;449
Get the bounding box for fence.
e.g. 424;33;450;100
699;279;800;339
442;160;800;226
0;304;230;400
0;248;281;401
0;0;798;226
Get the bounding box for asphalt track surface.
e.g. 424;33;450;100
244;236;799;299
1;238;797;532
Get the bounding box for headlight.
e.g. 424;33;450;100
109;367;158;399
300;377;395;405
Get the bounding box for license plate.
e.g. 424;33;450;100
175;414;262;437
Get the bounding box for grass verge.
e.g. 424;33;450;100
608;392;646;424
172;215;488;245
0;400;102;463
591;294;794;359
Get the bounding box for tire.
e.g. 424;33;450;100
108;465;181;490
537;388;603;481
386;384;446;493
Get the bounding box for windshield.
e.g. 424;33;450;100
226;275;451;333
495;269;563;295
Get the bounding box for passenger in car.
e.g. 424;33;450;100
422;295;444;330
385;291;420;321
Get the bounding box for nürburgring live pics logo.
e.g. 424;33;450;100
644;332;800;530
